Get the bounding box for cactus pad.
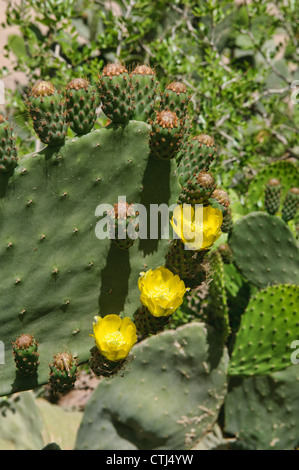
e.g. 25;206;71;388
0;121;180;397
229;212;299;288
225;365;299;450
75;322;229;450
229;284;299;376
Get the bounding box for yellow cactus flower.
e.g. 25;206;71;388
90;314;137;362
138;266;189;317
171;204;223;250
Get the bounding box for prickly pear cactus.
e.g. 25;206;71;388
75;322;229;450
0;116;180;396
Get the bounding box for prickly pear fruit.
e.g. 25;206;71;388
282;187;299;222
149;110;183;160
165;239;207;283
264;178;281;215
179;170;216;205
218;243;233;264
133;306;170;338
12;334;39;376
0;114;18;173
98;63;134;123
65;78;98;135
49;352;78;394
107;200;139;249
178;134;217;188
89;346;129;378
210;188;233;234
27;80;67;146
130;65;159;122
163;81;190;123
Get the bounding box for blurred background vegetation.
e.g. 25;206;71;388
1;0;298;192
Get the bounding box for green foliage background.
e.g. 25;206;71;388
1;0;298;193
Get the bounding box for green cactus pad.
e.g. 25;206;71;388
229;212;299;289
75;322;229;450
0;115;18;173
245;161;299;214
225;365;299;450
65;78;98;135
0;121;180;397
229;284;299;376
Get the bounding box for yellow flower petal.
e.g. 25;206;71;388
171;204;223;250
138;266;188;317
91;314;137;361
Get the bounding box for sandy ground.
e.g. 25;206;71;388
0;0;27;89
